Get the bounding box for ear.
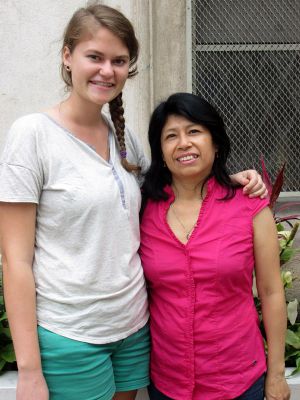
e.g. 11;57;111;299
63;46;72;67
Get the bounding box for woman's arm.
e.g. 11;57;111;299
254;207;290;400
0;203;48;400
230;169;267;198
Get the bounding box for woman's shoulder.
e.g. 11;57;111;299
214;181;270;217
3;113;57;162
11;112;49;125
8;113;51;137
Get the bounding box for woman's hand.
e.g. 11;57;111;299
230;169;268;198
265;372;290;400
17;369;49;400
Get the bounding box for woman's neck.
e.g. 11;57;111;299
171;178;207;202
60;92;105;128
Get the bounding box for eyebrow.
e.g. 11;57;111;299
163;123;204;132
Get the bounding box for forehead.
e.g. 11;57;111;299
75;25;129;55
162;114;208;132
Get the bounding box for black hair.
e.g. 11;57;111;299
142;92;236;202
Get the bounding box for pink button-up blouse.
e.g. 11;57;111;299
140;178;269;400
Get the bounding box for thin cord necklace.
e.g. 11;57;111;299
170;203;197;240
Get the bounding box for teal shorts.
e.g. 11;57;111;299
38;323;150;400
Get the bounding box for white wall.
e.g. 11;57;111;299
0;0;79;145
0;0;153;152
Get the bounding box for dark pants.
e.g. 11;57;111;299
147;374;265;400
235;374;265;400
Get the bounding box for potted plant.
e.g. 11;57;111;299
0;258;16;372
253;161;300;378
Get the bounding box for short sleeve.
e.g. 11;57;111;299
125;126;150;174
0;116;43;203
248;195;270;218
124;126;150;187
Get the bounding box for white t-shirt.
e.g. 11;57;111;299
0;113;149;343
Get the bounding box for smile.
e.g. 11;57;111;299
90;81;114;87
177;154;198;162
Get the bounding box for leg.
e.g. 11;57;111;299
113;389;137;400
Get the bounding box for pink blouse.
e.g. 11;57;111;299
140;178;269;400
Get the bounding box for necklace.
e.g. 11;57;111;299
170;203;197;240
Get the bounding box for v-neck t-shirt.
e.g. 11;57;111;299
0;112;149;343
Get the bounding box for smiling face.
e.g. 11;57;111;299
161;114;217;185
63;26;130;107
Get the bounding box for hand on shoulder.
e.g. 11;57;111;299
230;169;268;198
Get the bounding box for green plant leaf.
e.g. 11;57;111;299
281;271;293;288
276;223;285;232
285;348;300;360
1;327;12;338
278;231;292;241
0;359;6;371
0;311;7;322
288;365;300;376
281;248;296;263
286;329;300;349
287;299;299;325
1;343;16;362
287;222;300;244
290;357;300;376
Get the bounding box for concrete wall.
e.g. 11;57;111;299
0;0;189;153
0;0;82;146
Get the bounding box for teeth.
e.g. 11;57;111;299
178;155;197;161
92;81;113;87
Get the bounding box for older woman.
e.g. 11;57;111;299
140;93;290;400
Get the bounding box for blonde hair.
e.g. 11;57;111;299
61;3;140;172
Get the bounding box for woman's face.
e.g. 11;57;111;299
63;26;130;107
160;114;217;184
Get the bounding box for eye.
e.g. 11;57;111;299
164;133;177;140
189;129;201;135
87;54;101;61
113;58;127;66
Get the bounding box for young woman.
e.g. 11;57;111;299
0;4;267;400
140;93;290;400
0;5;149;400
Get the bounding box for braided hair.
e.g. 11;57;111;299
109;93;140;172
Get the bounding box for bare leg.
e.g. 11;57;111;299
113;390;137;400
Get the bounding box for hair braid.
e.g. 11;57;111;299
109;93;140;172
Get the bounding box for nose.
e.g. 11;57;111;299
99;60;114;77
177;133;191;149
